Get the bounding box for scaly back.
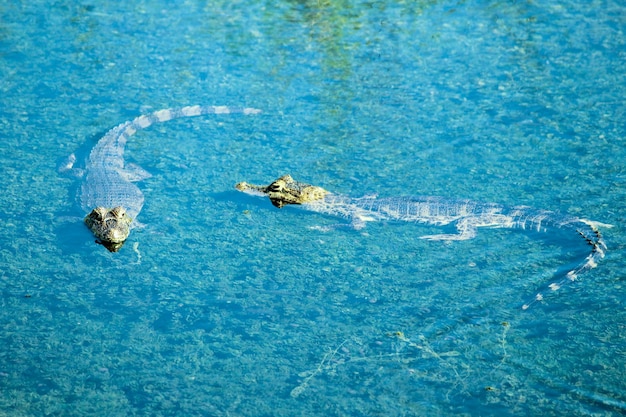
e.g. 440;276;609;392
80;105;261;220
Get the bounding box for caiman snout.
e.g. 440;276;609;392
104;227;129;244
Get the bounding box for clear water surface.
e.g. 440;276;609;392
0;1;625;416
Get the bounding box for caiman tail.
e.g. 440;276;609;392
521;219;610;310
87;105;261;172
117;105;261;145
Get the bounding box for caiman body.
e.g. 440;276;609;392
64;105;261;251
236;175;612;309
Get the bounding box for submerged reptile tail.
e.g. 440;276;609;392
521;220;611;310
106;105;261;152
127;105;261;130
86;105;261;174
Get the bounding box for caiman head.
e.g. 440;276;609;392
84;206;132;252
235;174;328;208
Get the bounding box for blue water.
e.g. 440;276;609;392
1;0;625;415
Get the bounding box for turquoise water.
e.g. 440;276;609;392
1;0;625;415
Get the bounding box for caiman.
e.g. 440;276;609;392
62;105;261;251
235;174;612;310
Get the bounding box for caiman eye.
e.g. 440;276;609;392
268;183;283;192
111;206;126;217
92;207;107;220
